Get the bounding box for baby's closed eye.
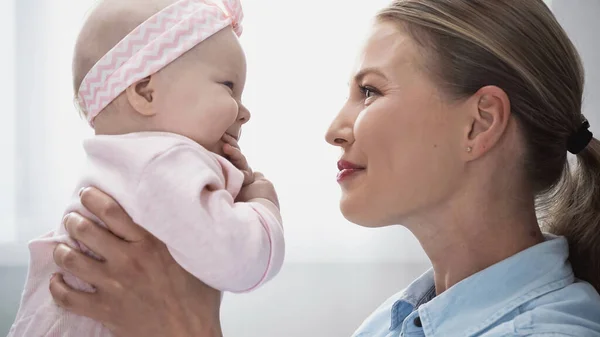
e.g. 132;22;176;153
222;81;235;91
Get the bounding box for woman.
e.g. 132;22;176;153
49;0;600;336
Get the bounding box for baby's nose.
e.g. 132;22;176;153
238;103;251;124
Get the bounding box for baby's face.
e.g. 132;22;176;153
150;27;249;156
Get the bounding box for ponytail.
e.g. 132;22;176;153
542;137;600;291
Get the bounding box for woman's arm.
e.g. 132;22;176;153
49;187;223;337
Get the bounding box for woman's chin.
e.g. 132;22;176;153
340;200;389;228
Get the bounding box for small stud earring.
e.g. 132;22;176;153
466;146;473;153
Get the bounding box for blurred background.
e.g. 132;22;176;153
1;0;598;336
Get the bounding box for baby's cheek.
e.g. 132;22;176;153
226;97;240;121
220;98;241;129
207;97;239;132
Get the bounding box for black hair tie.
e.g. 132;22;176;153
567;119;593;155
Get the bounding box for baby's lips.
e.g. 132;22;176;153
222;133;240;149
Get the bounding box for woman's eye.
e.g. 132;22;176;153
359;85;379;99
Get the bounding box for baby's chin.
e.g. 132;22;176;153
186;135;225;156
209;139;227;157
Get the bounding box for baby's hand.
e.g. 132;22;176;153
237;172;280;209
222;133;254;186
221;134;280;212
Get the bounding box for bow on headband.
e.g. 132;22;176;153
77;0;244;126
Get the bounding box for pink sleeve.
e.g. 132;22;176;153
131;145;284;293
245;202;285;288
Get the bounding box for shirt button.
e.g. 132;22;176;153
414;316;422;328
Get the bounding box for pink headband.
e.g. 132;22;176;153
77;0;243;126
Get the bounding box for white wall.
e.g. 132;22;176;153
239;0;429;264
0;0;16;243
7;0;94;261
553;0;600;134
1;0;428;265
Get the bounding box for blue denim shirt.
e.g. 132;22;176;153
352;235;600;337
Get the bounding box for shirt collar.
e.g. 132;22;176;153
390;235;575;336
421;235;574;336
389;269;436;330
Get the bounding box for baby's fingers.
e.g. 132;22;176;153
223;144;254;184
223;143;246;167
241;170;254;185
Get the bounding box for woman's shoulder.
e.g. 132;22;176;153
518;280;600;330
483;281;600;337
523;278;600;309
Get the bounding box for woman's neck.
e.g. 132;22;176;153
408;181;545;295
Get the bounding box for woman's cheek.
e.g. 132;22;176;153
354;105;391;149
353;107;376;142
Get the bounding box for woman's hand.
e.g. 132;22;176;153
49;187;223;337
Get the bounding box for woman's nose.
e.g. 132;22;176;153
325;108;355;147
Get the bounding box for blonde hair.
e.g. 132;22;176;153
377;0;600;290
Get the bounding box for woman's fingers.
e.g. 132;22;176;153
50;215;224;336
53;244;106;286
80;187;148;242
49;273;108;323
63;212;118;260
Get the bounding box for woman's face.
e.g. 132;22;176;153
326;22;468;228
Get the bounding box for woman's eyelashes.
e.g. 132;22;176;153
358;84;381;103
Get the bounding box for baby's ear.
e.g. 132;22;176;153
126;76;157;116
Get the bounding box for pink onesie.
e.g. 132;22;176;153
8;132;285;337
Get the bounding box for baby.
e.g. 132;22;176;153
8;0;284;336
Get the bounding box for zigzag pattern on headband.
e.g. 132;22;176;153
77;0;243;126
222;0;243;35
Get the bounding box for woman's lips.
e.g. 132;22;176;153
337;160;364;170
337;160;366;182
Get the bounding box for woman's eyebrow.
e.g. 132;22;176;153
353;67;388;83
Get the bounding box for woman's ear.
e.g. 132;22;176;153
125;76;157;117
464;85;511;160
